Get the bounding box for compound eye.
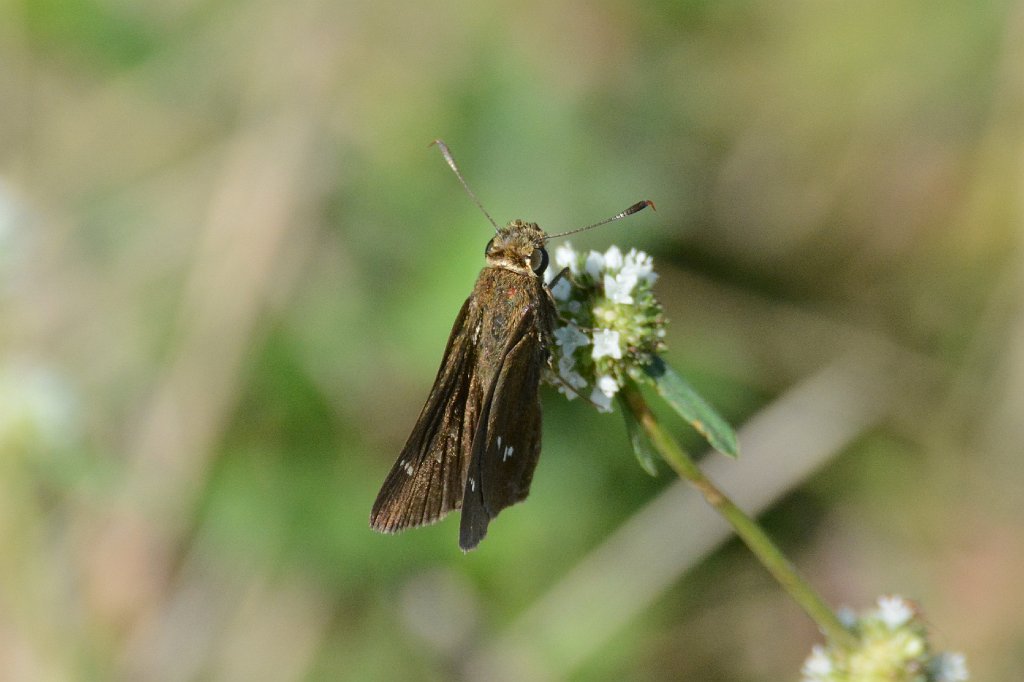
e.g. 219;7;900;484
530;247;549;275
484;238;494;255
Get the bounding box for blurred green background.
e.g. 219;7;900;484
3;0;1023;679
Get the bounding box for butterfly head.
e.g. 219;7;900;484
485;220;550;277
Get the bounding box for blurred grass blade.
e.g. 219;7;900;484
618;392;659;475
643;356;739;458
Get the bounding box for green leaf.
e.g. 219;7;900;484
618;393;659;476
643;356;739;458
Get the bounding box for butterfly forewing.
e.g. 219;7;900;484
370;298;484;533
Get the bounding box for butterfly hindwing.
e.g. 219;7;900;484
459;306;547;551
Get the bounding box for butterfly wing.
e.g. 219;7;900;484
370;297;483;533
459;307;546;551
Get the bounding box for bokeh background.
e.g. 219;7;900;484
3;0;1023;679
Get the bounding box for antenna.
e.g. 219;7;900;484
545;200;655;240
430;140;499;232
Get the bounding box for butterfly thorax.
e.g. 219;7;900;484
485;220;548;276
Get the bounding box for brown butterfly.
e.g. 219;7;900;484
370;140;652;550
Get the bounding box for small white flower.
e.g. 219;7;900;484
597;375;620;397
902;633;925;658
557;354;574;374
800;645;833;681
604;271;638;304
550;277;572;301
623;248;658;284
603;244;623;270
557;355;587;389
877;595;913;629
932;652;969;682
591;329;622;360
837;606;857;628
554;242;578;273
589;386;613;413
554;324;590;356
585;250;604;279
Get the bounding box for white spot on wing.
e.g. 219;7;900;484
468;477;476;492
502;445;514;461
400;460;414;476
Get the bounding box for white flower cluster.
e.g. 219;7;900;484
801;596;968;682
545;242;665;412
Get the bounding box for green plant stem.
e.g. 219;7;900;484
620;382;858;651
